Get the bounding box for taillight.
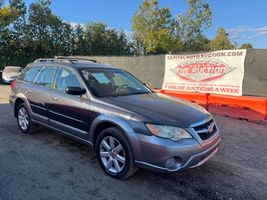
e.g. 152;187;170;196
10;80;16;89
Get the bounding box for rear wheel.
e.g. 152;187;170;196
17;103;36;134
96;127;137;179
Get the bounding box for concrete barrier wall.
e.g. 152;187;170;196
243;49;267;97
82;55;165;89
79;49;267;97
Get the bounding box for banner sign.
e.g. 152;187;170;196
162;50;247;96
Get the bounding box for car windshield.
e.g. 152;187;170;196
4;67;21;73
81;69;151;98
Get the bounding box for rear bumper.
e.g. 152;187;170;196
132;129;220;173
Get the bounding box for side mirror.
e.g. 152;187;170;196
65;87;86;96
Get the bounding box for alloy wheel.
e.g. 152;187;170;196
99;136;126;173
18;107;29;131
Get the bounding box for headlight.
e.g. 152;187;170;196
146;124;192;141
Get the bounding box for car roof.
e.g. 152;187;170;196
30;58;118;70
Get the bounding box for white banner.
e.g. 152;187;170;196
162;50;247;96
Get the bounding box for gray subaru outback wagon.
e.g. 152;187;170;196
9;58;220;179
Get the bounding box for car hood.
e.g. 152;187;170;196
102;92;210;128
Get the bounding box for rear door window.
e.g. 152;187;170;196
34;67;57;87
18;66;41;83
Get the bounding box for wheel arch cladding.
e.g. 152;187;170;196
90;115;135;149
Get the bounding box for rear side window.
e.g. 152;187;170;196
34;67;57;87
54;68;81;91
18;66;41;83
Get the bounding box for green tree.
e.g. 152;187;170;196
73;24;87;55
49;17;75;56
84;23;110;55
0;0;135;70
0;0;16;28
182;36;210;51
83;22;131;55
209;28;234;50
132;0;181;54
9;0;26;29
0;0;28;68
117;31;132;55
26;0;75;59
178;0;211;50
240;43;253;49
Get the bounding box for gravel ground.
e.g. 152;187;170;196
0;84;266;200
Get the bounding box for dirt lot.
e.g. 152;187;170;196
0;84;266;200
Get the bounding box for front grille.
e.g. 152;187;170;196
193;119;217;140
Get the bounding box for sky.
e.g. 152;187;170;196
23;0;267;48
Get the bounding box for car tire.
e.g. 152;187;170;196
96;127;138;179
16;103;37;134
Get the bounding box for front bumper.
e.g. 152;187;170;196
132;128;220;173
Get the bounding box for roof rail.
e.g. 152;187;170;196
33;57;98;64
54;56;97;63
33;58;73;64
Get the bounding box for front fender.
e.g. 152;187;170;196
89;115;135;143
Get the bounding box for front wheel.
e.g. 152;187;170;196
96;127;137;179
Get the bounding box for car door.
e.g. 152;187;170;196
17;66;41;104
28;66;57;124
47;67;91;140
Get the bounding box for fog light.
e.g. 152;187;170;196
165;158;176;169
